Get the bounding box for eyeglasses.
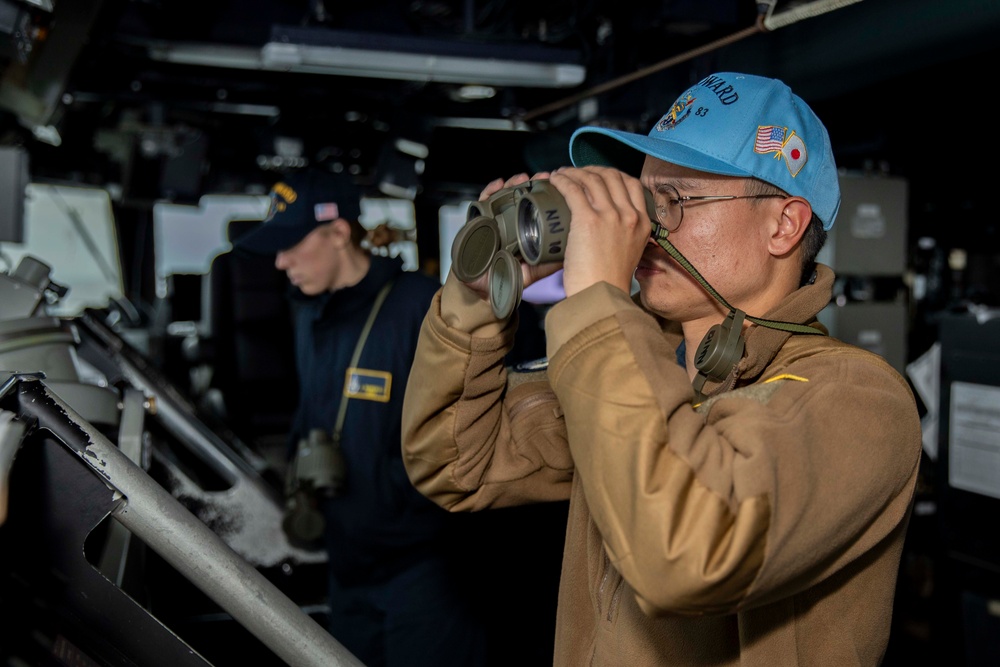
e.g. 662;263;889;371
651;183;787;233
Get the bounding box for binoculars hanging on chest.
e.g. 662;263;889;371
450;178;657;319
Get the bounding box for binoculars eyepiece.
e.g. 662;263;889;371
451;178;657;319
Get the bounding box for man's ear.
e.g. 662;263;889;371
326;217;353;247
768;198;811;257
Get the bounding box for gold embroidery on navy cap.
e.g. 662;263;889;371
265;182;298;222
655;93;697;132
753;126;808;177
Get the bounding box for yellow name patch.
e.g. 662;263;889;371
344;368;392;402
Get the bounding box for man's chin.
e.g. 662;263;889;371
635;274;685;317
634;268;666;293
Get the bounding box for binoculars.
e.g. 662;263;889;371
292;428;348;498
450;178;656;319
282;428;348;545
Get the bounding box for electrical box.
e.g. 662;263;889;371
935;311;1000;666
0;145;28;244
819;300;908;375
820;174;908;276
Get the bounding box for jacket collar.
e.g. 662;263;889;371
733;263;834;385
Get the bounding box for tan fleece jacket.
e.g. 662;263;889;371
402;264;922;666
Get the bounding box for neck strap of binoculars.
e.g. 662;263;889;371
650;227;823;336
332;279;395;439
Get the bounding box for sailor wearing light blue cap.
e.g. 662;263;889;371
569;71;841;230
400;70;922;667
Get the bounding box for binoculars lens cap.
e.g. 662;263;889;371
282;506;326;544
452;216;500;282
488;249;522;320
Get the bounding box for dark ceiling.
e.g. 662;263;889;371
2;0;999;211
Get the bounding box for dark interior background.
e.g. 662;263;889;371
4;0;999;306
2;1;1000;666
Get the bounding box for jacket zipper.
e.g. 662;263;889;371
592;554;610;667
507;390;558;421
598;551;625;621
597;551;611;615
592;551;626;664
608;576;624;621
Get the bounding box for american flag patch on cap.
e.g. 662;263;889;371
314;202;340;221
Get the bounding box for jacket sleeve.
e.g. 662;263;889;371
401;274;574;511
545;281;922;616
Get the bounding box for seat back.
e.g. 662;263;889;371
207;219;298;441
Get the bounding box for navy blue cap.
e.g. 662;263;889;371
236;169;362;254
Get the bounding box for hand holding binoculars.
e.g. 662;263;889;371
450;178;657;319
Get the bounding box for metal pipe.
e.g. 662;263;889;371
16;376;364;667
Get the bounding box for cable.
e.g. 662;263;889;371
762;0;864;30
520;0;866;124
519;14;768;123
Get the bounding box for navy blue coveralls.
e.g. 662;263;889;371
288;254;486;667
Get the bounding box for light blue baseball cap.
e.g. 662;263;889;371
569;72;841;230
